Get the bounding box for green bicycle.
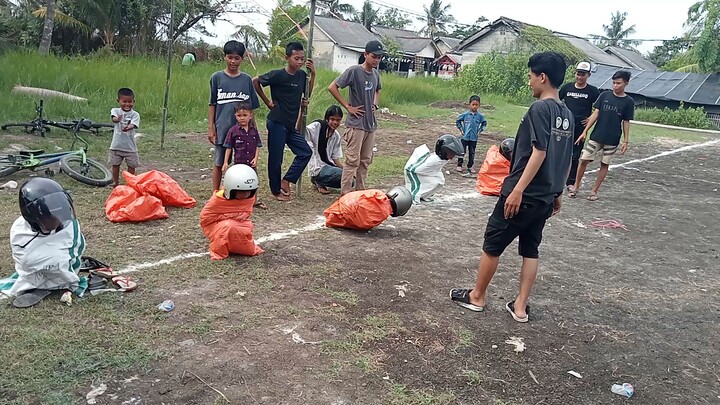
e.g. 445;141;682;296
0;119;113;186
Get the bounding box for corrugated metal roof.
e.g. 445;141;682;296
556;34;628;67
604;46;658;71
313;16;379;49
588;64;720;106
372;26;433;54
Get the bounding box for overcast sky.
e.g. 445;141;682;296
207;0;698;55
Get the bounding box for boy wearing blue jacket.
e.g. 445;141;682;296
456;95;488;175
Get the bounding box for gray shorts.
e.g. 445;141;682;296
214;144;233;167
109;150;140;168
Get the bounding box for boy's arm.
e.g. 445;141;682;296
306;60;316;97
577;109;599;144
223;148;232;169
455;112;465;133
252;147;260;167
373;90;380;108
129;112;140;129
208;105;217;144
620;120;630;154
252;76;274;110
328;81;363;117
111;108;122;123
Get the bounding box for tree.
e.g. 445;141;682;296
234;24;268;53
420;0;454;39
267;0;308;46
376;8;411;29
355;0;377;30
322;0;354;20
447;16;487;40
590;11;640;49
688;0;720;72
37;0;55;54
648;37;693;68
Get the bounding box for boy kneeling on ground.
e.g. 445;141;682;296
200;164;264;260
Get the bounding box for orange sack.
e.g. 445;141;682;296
476;145;511;196
200;191;264;260
105;185;169;222
323;189;393;230
124;170;197;208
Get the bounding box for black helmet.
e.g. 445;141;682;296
435;134;465;160
500;138;515;162
19;177;76;235
386;185;412;217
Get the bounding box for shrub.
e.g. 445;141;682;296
634;103;712;129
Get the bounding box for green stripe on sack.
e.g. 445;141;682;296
407;152;431;200
69;220;84;272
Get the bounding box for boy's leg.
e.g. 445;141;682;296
467;140;477;170
573;140;599;193
316;166;343;189
108;150;123;186
266;120;288;196
590;146;616;196
567;123;584;186
355;130;375;191
111;165;120;186
212;144;229;191
457;139;468;171
341;128;362;195
513;203;552;318
126;152;140;176
282;129;313;186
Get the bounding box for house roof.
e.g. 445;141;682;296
435;36;461;50
372;26;433;54
310;16;379;50
456;16;533;51
588;64;720;106
604;46;658;71
555;33;628;67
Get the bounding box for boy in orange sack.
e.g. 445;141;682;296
200;164;264;260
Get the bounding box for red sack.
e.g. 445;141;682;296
323;189;393;230
200;191;263;260
124;170;196;208
104;185;169;222
476;145;511;196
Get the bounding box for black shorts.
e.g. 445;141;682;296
482;196;553;259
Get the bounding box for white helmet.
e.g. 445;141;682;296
223;164;258;199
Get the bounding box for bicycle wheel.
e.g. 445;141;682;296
59;156;113;186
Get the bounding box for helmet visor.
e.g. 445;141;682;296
25;191;75;234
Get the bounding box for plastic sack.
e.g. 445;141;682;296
124;170;196;208
324;189;393;230
200;191;263;260
404;144;447;203
476;145;511;196
105;185;168;222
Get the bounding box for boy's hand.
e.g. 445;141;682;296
504;189;522;219
620;141;628;154
347;105;364;118
306;59;315;74
250;157;258;167
122;124;133;132
112;115;122;123
300;97;309;108
552;196;562;216
266;100;275;110
208;128;216;144
575;132;586;145
221;163;228;173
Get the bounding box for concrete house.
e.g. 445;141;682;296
301;15;380;72
434;36;461;57
371;26;435;74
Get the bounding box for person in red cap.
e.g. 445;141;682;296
559;62;600;192
328;40;386;195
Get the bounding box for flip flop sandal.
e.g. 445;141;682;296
13;289;52;308
111;276;138;292
505;300;530;323
87;274;109;290
587;194;599;201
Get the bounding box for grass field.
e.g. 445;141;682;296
0;52;718;404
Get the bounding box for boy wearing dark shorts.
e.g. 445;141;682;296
451;52;574;323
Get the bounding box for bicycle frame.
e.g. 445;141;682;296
9;149;87;171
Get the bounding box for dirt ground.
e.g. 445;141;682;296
1;111;719;404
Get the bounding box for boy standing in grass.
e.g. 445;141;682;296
571;70;634;201
253;42;315;201
450;52;573;323
222;102;267;209
328;40;385;196
208;40;260;192
455;95;488;175
109;87;140;187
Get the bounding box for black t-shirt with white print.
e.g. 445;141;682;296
501;98;574;205
559;82;600;121
590;90;635;146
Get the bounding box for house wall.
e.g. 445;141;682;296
417;43;436;59
460;29;522;65
311;27;336;71
435;42;451;57
332;46;361;72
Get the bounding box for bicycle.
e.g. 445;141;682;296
0;118;113;186
1;99;114;137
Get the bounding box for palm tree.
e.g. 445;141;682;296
37;0;54;54
234;24;269;53
355;0;377;30
591;11;641;49
421;0;453;39
324;0;355;19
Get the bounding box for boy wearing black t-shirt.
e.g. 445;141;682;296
450;52;574;323
571;70;634;201
559;62;600;190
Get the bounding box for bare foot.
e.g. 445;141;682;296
253;201;268;210
315;186;330;194
274;193;292;202
280;179;291;195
